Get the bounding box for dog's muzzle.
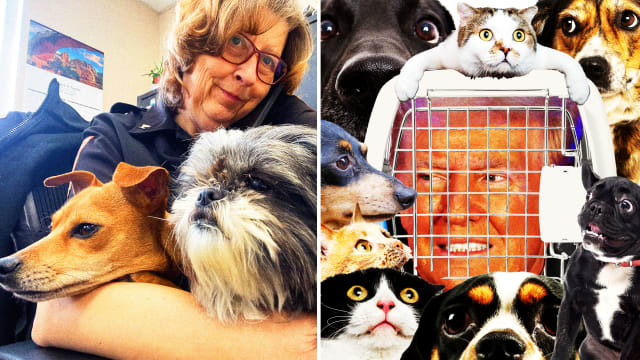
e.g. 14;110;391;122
0;256;22;285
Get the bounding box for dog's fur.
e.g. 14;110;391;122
552;163;640;360
321;0;455;141
402;272;578;360
534;0;640;182
169;125;317;323
0;163;177;301
320;205;412;281
321;120;416;229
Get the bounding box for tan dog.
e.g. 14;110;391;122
320;206;412;281
0;162;177;301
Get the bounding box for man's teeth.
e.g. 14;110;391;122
447;243;488;253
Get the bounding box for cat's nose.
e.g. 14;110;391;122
377;299;396;314
392;241;404;250
500;46;510;55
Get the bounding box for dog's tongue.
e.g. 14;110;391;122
589;222;601;234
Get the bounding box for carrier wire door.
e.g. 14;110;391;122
365;70;616;283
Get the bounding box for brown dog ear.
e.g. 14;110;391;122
112;162;170;213
44;171;103;195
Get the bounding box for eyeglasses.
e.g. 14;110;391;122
221;33;288;85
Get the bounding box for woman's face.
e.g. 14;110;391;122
179;17;289;135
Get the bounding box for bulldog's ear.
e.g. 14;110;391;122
400;293;446;360
112;162;170;213
581;159;600;190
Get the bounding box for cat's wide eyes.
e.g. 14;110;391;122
414;18;440;44
347;285;368;301
355;239;372;252
443;308;471;335
479;29;493;41
399;288;419;304
561;17;578;36
513;30;525;42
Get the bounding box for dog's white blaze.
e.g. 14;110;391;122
594;264;633;342
493;272;530;312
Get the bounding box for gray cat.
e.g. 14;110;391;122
396;3;590;104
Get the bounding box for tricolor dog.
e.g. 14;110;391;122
402;272;579;360
534;0;640;182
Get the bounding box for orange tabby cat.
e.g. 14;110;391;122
321;206;412;281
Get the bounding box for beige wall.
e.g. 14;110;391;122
17;0;163;113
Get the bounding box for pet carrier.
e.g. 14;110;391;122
365;69;616;286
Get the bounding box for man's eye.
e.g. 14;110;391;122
486;174;507;183
419;173;431;181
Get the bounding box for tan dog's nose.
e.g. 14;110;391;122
0;256;22;276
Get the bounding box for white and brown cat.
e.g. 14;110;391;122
321;206;412;281
395;2;590;105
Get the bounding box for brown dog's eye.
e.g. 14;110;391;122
561;17;578;36
321;19;338;40
71;223;100;239
443;308;470;335
415;18;439;43
621;10;639;30
540;306;559;336
336;156;350;170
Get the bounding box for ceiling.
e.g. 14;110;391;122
137;0;177;13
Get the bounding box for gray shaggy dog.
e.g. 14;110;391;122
169;125;317;323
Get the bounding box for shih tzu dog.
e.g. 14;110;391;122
169;125;317;323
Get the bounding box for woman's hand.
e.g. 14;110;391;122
32;282;317;360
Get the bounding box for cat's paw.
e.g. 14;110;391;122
566;74;590;105
395;73;420;102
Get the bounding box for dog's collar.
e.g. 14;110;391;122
611;259;640;267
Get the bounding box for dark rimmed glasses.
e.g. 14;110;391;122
221;33;288;85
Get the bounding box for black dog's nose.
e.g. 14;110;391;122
336;56;404;110
579;56;610;90
589;202;603;216
196;187;226;207
475;332;525;360
0;257;22;276
394;185;417;210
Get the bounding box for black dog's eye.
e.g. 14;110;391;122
561;17;578;36
336;156;351;170
443;308;470;335
71;223;100;239
246;176;270;192
415;18;439;43
586;191;592;201
619;199;634;213
540;306;559;336
621;10;639;30
321;19;338;40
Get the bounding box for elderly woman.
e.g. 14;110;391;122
30;0;316;358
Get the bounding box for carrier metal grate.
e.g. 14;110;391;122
386;93;585;285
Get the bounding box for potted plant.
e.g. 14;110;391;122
143;61;163;84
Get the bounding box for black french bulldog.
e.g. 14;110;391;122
320;0;455;141
552;161;640;360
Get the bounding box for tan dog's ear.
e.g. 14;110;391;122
112;162;170;213
351;203;365;224
44;171;103;195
